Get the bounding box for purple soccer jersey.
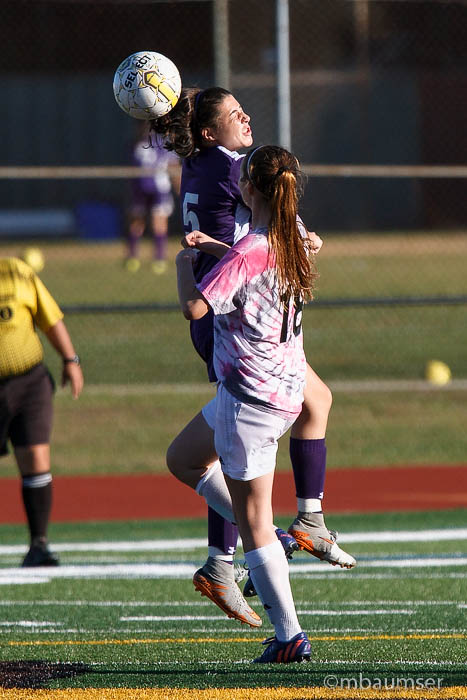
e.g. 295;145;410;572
181;146;248;283
181;145;250;381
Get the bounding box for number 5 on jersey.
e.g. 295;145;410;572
183;192;200;231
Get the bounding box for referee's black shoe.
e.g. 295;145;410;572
21;543;59;568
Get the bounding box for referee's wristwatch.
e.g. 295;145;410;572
63;354;80;365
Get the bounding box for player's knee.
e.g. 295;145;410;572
166;440;182;478
301;382;332;423
311;379;333;415
322;383;333;412
166;439;194;484
313;386;332;424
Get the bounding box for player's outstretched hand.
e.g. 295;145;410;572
308;231;323;254
182;230;231;260
182;230;214;250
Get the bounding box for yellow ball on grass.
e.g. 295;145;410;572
425;360;452;386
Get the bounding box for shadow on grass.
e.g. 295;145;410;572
1;661;464;690
0;660;91;689
38;664;466;689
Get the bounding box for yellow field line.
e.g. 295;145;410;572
1;687;466;699
4;633;466;647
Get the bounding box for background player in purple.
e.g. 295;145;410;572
174;145;314;663
151;86;355;625
125;121;180;274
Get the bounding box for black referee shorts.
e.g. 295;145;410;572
0;363;54;456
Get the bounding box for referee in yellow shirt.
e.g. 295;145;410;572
0;257;83;567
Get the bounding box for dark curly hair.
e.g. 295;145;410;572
149;86;231;158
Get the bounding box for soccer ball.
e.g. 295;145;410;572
113;51;181;120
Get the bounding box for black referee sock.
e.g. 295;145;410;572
21;472;53;546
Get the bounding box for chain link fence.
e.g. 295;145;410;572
1;0;466;386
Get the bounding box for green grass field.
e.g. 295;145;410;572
1;233;466;477
18;234;467;384
2;233;465;386
1;235;466;696
8;232;467;305
0;510;466;696
2;233;467;384
0;387;466;477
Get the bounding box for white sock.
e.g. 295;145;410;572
195;461;235;523
208;547;234;561
297;497;322;513
245;539;301;642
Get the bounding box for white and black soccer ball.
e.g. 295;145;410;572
113;51;182;120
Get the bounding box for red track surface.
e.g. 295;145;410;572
0;465;466;523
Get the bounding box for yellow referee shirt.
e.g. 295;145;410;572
0;257;64;378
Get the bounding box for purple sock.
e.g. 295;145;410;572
289;437;327;500
208;507;238;556
153;233;167;261
128;235;139;258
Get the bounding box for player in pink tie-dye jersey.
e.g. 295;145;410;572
199;231;306;421
174;145;314;662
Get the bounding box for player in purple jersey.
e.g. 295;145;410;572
151;87;355;625
174;145;314;662
152;87;263;627
125;122;180;274
153;87;252;380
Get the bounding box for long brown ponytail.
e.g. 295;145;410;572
243;145;317;301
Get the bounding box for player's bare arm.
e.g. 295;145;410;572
182;231;231;259
45;320;83;399
175;248;210;320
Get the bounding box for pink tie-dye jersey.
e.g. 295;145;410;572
197;231;306;418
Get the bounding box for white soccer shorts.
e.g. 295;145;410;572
202;383;295;481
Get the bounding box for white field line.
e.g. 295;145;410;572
0;600;215;606
0;556;466;585
121;615;235;622
0;575;51;585
0;621;61;627
80;384;216;397
193;627;466;634
329;379;467;393
0;599;463;608
0;538;208;555
339;528;467;544
291;557;467;572
80;379;467;396
1;527;466;556
300;572;467;580
0;563;195;583
121;610;416;622
296;609;415;615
